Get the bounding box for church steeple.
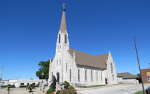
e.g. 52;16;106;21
56;3;69;53
60;3;67;33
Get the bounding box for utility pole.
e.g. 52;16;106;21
133;38;146;94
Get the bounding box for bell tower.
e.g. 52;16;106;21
56;3;69;54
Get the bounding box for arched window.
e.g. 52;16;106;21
70;69;71;82
66;63;67;72
59;34;61;43
101;71;103;81
85;70;87;81
78;69;80;82
111;63;113;73
96;71;98;81
65;34;67;43
91;70;93;81
59;60;61;65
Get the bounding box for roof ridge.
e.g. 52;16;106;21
69;48;95;56
69;48;108;57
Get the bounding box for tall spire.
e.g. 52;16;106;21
60;3;67;33
56;2;69;53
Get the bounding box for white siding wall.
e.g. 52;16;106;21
49;52;118;86
75;67;106;86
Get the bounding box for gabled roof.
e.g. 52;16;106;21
68;49;108;70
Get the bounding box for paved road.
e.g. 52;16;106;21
77;84;150;94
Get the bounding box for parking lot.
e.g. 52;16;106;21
0;88;44;94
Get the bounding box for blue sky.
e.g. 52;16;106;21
0;0;150;79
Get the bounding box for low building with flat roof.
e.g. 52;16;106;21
141;68;150;83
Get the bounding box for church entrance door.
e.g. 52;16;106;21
56;72;60;83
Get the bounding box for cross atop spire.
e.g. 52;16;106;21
60;3;67;33
62;3;66;11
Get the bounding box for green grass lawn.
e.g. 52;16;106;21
134;91;143;94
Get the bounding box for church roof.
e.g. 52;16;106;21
68;49;108;70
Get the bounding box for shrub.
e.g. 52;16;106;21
63;81;75;90
31;83;36;89
56;89;77;94
35;83;39;87
56;90;60;94
20;85;27;88
56;81;77;94
63;81;70;89
27;84;35;92
47;88;55;94
1;85;15;88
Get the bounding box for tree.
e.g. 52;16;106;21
27;83;35;92
36;60;50;80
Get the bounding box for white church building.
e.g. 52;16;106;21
49;5;117;86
